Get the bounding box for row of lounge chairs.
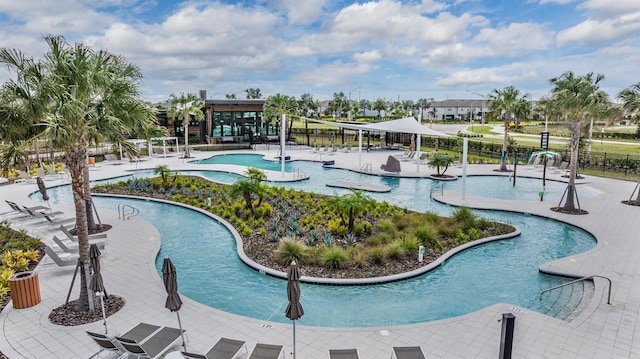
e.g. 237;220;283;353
88;323;425;359
87;323;285;359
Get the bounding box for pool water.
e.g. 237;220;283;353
35;157;597;327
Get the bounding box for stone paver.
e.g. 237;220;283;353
0;145;638;358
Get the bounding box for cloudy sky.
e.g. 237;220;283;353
0;0;638;103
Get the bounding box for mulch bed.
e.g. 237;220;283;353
49;295;125;326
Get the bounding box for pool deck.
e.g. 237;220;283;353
1;145;639;358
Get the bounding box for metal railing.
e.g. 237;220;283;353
360;163;372;173
117;203;140;221
429;182;444;198
540;275;612;305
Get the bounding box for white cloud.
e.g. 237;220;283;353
266;0;325;24
436;64;538;86
578;0;640;19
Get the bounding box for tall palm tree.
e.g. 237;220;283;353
618;83;640;205
487;85;525;171
534;96;559;131
619;82;640;138
0;35;163;310
263;94;299;141
549;71;605;214
513;97;531;129
244;88;262;99
167;92;204;158
416;98;432;121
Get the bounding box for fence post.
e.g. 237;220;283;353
626;154;629;175
603;153;607;172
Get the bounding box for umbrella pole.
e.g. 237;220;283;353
176;311;187;351
292;320;296;359
97;292;108;334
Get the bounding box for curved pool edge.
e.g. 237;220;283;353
92;192;522;286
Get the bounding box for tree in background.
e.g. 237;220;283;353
244;88;262;99
549;71;606;214
373;98;387;120
167;92;204;158
263;94;299;141
487;85;527;171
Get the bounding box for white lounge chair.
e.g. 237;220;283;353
43;244;78;267
59;225;108;243
51;235;105;253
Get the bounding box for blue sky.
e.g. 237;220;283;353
0;0;638;103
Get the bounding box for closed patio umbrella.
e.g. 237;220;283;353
162;257;186;351
285;260;304;359
89;243;108;334
36;176;53;215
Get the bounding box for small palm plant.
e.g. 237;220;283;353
428;154;456;176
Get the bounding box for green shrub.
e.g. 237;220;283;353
351;248;368;268
378;219;396;234
321;246;349;269
386;240;406;259
455;228;468;244
452;207;476;230
400;235;420;253
273;239;308;266
369;247;386;264
366;237;382;247
1;250;39;272
327;219;347;236
413;224;437;243
468;227;480;241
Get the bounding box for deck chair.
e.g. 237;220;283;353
381;155;401;174
554;161;569;174
87;331;122;359
328;349;360;359
38;212;76;227
248;343;284;359
52;235;105;253
60;225;108;243
16;170;36;183
181;337;247;359
391;346;426;359
43;244;78;266
115;326;184;359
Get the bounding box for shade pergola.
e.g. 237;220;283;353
150;136;179;157
308;117;448;171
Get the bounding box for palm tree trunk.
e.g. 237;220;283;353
183;116;190;158
561;120;581;211
83;163;97;231
500;119;509;171
66;142;92;311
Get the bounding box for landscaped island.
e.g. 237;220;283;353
93;167;516;279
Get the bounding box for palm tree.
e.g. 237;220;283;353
549;71;605;214
534;96;558;132
416;98;432;121
0;35;162;311
330;189;373;233
230;167;267;213
167;92;204;158
373;98;387;120
487;86;526;171
618;83;640;205
619;82;640;139
263;94;299;141
513;97;531;129
428;154;456;176
244;88;262;99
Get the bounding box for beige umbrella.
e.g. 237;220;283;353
285;260;304;359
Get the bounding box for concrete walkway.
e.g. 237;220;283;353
0;146;639;358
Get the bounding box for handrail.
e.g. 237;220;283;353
429;182;444;198
360;163;372;173
540;275;612;305
117;203;140;221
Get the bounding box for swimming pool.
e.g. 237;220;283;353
195;153;601;203
35;164;597;327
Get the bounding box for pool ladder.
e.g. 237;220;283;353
541;275;612;305
118;203;140;221
293;169;306;179
430;183;444;198
360;163;372;173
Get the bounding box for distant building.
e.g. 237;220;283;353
428;99;486;122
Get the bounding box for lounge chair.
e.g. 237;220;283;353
381;155;401;174
181;337;247;359
115;326;184;359
248;343;284;359
86;331;122;359
391;346;426;359
59;225;108;243
87;323;162;359
37;212;76;227
43;244;78;266
51;235;105;253
328;349;359;359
